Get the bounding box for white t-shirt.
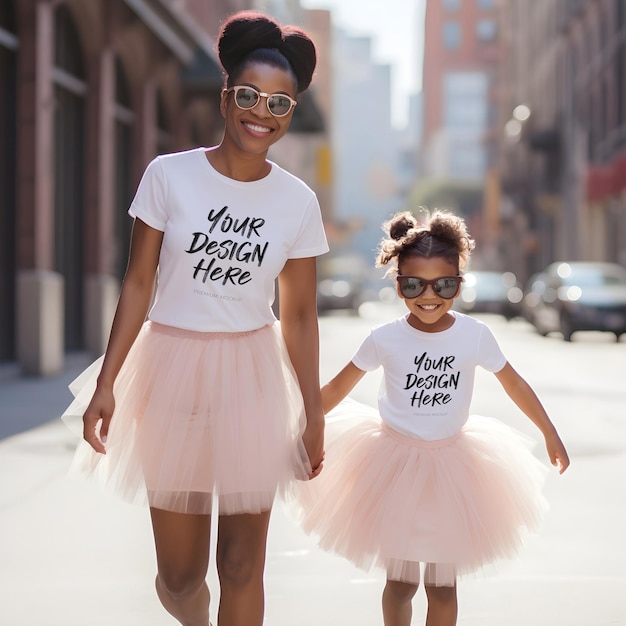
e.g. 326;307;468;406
351;312;507;440
129;147;329;332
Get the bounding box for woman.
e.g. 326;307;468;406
62;11;327;626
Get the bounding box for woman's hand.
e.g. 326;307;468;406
278;257;327;480
82;386;115;454
79;219;162;455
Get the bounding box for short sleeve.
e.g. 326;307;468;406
351;331;381;372
288;195;329;259
477;324;507;372
128;157;169;231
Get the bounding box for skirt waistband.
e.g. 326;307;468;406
381;422;461;449
147;320;271;340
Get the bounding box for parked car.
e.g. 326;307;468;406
456;271;523;320
354;270;399;308
318;274;398;314
521;272;548;324
528;261;626;341
316;253;367;313
317;275;363;312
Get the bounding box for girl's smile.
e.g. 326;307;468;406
397;256;461;332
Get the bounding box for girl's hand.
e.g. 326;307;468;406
302;415;325;479
308;459;324;479
545;430;570;474
82;386;115;454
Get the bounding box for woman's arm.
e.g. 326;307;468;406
82;219;163;453
494;362;570;473
278;257;325;475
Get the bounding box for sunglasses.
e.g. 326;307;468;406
396;275;462;299
224;86;297;117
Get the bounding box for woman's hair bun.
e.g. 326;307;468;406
279;26;317;92
217;11;316;92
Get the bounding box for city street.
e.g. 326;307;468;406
0;304;625;625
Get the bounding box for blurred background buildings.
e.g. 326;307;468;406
496;0;626;278
1;0;625;374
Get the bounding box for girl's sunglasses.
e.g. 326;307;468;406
224;86;297;117
396;275;462;299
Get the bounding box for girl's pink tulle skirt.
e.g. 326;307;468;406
62;321;311;515
288;400;548;586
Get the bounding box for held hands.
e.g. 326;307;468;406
545;430;570;474
302;414;325;480
82;386;115;454
308;459;324;480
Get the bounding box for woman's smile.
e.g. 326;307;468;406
242;120;273;135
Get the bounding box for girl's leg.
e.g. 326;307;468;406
382;578;419;626
216;510;272;626
150;507;212;626
424;582;457;626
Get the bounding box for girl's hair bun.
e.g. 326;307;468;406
217;11;317;92
376;208;474;275
387;211;418;241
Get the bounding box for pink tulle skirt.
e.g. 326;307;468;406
62;321;311;515
288;400;548;586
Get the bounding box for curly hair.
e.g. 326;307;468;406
217;11;317;93
376;208;475;278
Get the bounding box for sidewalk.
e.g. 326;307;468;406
0;365;381;626
0;353;92;440
0;356;385;626
1;344;625;625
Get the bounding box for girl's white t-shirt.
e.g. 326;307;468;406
351;312;507;440
129;147;329;332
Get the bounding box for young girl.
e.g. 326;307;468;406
291;209;569;626
61;11;327;626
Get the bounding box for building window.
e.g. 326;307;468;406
0;0;17;361
444;72;488;179
0;0;15;29
444;72;489;130
476;0;494;9
53;5;87;350
156;89;171;155
476;19;497;42
443;0;460;10
445;100;487;129
618;0;625;29
443;21;461;49
114;57;134;280
617;43;625;127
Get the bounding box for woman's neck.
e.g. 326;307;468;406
205;145;271;182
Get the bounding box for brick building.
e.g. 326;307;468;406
421;0;499;182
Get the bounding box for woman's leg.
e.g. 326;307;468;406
216;510;272;626
424;582;457;626
382;578;419;626
150;507;212;626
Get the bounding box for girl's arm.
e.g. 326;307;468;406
494;362;570;473
82;219;163;453
278;257;325;477
321;362;367;414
